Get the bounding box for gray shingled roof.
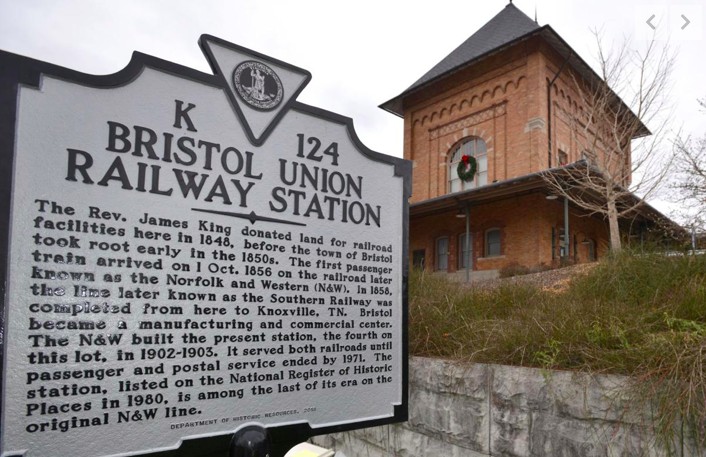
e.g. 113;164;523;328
380;3;542;116
379;2;650;137
408;3;540;93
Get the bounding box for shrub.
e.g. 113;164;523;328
498;262;530;278
409;250;706;449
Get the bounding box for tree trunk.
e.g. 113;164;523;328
607;198;622;252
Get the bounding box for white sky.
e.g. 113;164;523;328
0;0;704;215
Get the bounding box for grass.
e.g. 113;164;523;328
409;250;706;450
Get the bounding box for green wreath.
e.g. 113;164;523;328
457;155;477;182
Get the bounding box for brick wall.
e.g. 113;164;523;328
404;37;619;273
405;39;550;204
411;193;609;274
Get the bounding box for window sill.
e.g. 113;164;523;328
477;255;505;261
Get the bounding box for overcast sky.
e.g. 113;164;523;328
0;0;704;214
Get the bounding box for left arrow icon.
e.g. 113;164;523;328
646;14;656;30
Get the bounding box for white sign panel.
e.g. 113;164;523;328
0;36;410;457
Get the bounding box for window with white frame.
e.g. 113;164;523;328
485;228;501;257
435;236;449;271
448;137;488;193
551;227;570;259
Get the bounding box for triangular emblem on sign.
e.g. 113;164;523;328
200;35;311;146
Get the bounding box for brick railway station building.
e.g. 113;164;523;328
381;2;673;280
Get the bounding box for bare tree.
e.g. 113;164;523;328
543;33;675;252
673;99;706;233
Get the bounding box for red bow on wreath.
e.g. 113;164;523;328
462;155;470;164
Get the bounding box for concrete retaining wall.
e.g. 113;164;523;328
313;357;704;456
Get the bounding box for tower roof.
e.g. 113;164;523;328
379;3;649;138
408;3;540;95
381;3;542;116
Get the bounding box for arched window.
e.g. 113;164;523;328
586;238;597;261
448;137;488;193
435;236;449;271
485;228;502;257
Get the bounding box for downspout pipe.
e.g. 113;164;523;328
465;205;471;283
546;51;572;168
547;51;573;260
564;196;569;261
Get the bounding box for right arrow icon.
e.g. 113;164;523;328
681;14;691;30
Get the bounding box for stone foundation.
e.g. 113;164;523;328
313;357;704;456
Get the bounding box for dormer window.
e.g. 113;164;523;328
448;137;488;193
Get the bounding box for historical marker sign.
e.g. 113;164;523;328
0;36;410;457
